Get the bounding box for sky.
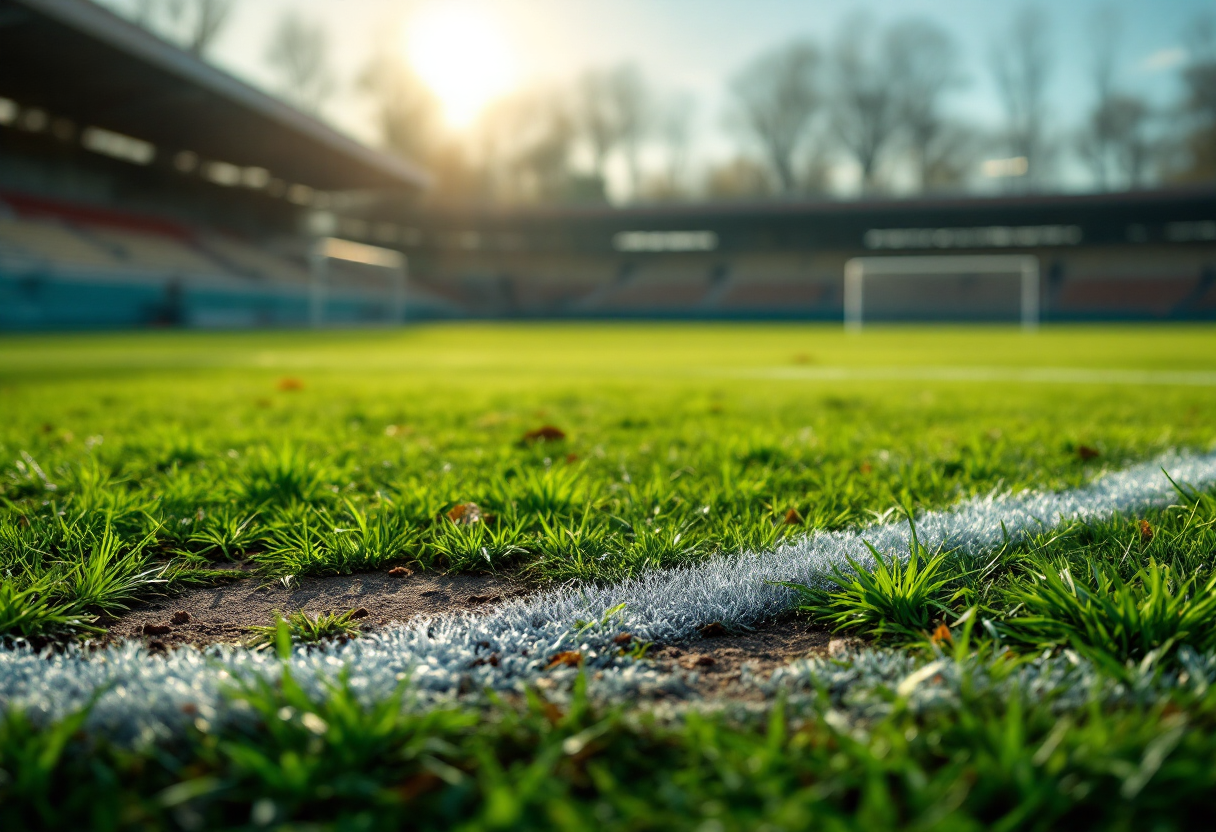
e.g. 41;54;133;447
104;0;1211;194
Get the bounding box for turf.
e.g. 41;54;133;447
2;325;1215;638
3;323;1216;829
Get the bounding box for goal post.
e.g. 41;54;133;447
308;237;408;327
843;255;1039;331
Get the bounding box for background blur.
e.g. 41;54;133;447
1;0;1215;327
94;0;1216;203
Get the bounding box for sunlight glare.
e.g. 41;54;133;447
407;5;517;129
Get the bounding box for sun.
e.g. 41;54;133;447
407;5;517;129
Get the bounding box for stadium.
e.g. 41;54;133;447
4;0;1216;329
3;1;1216;829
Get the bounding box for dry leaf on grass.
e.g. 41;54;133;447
1077;445;1101;461
783;508;804;525
931;623;953;646
699;621;728;638
1139;519;1154;543
546;650;583;669
446;503;482;524
276;377;304;391
521;425;566;443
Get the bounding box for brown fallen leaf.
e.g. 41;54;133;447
860;462;873;474
612;632;633;645
522;425;566;443
1139;519;1154;544
1077;445;1100;461
171;611;191;626
546;650;583;669
693;654;715;667
396;772;443;802
931;623;953;646
783;507;804;525
467;594;501;605
699;622;729;638
143;623;172;636
350;608;370;619
446;503;482;525
565;453;580;463
388;566;413;576
277;377;304;391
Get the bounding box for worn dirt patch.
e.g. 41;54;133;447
109;571;525;648
647;615;835;697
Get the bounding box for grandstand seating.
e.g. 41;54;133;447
199;235;310;285
0;191;414;328
580;259;717;313
0;216;120;269
4;189;1215;327
85;226;222;275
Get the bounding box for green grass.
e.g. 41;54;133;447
3;324;1214;639
246;608;367;651
4;324;1216;828
5;668;1216;830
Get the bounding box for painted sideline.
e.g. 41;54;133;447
3;449;1216;742
732;366;1216;387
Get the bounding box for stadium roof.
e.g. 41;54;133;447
0;0;430;192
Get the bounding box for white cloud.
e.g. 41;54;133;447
1139;46;1187;72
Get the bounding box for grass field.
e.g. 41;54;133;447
3;323;1216;829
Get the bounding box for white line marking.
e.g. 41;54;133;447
3;450;1216;740
731;366;1216;387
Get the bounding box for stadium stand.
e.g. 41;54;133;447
0;0;427;330
394;190;1216;322
1;0;1214;328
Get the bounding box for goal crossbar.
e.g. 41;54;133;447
308;237;408;327
843;255;1039;331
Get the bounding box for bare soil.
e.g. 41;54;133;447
647;615;837;696
108;570;524;648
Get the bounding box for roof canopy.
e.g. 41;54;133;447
0;0;429;192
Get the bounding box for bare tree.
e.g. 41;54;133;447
1183;16;1216;126
127;0;232;57
608;66;650;196
1078;6;1121;188
265;11;335;116
641;92;695;200
886;18;964;192
830;16;902;192
571;64;650;196
704;156;775;200
1174;15;1216;181
360;53;442;164
1077;7;1156;190
466;89;585;204
729;41;822;194
922;124;979;190
184;0;232;56
990;6;1055;188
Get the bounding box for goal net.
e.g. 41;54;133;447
308;237;408;326
843;255;1039;330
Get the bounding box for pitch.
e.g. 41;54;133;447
3;323;1216;829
